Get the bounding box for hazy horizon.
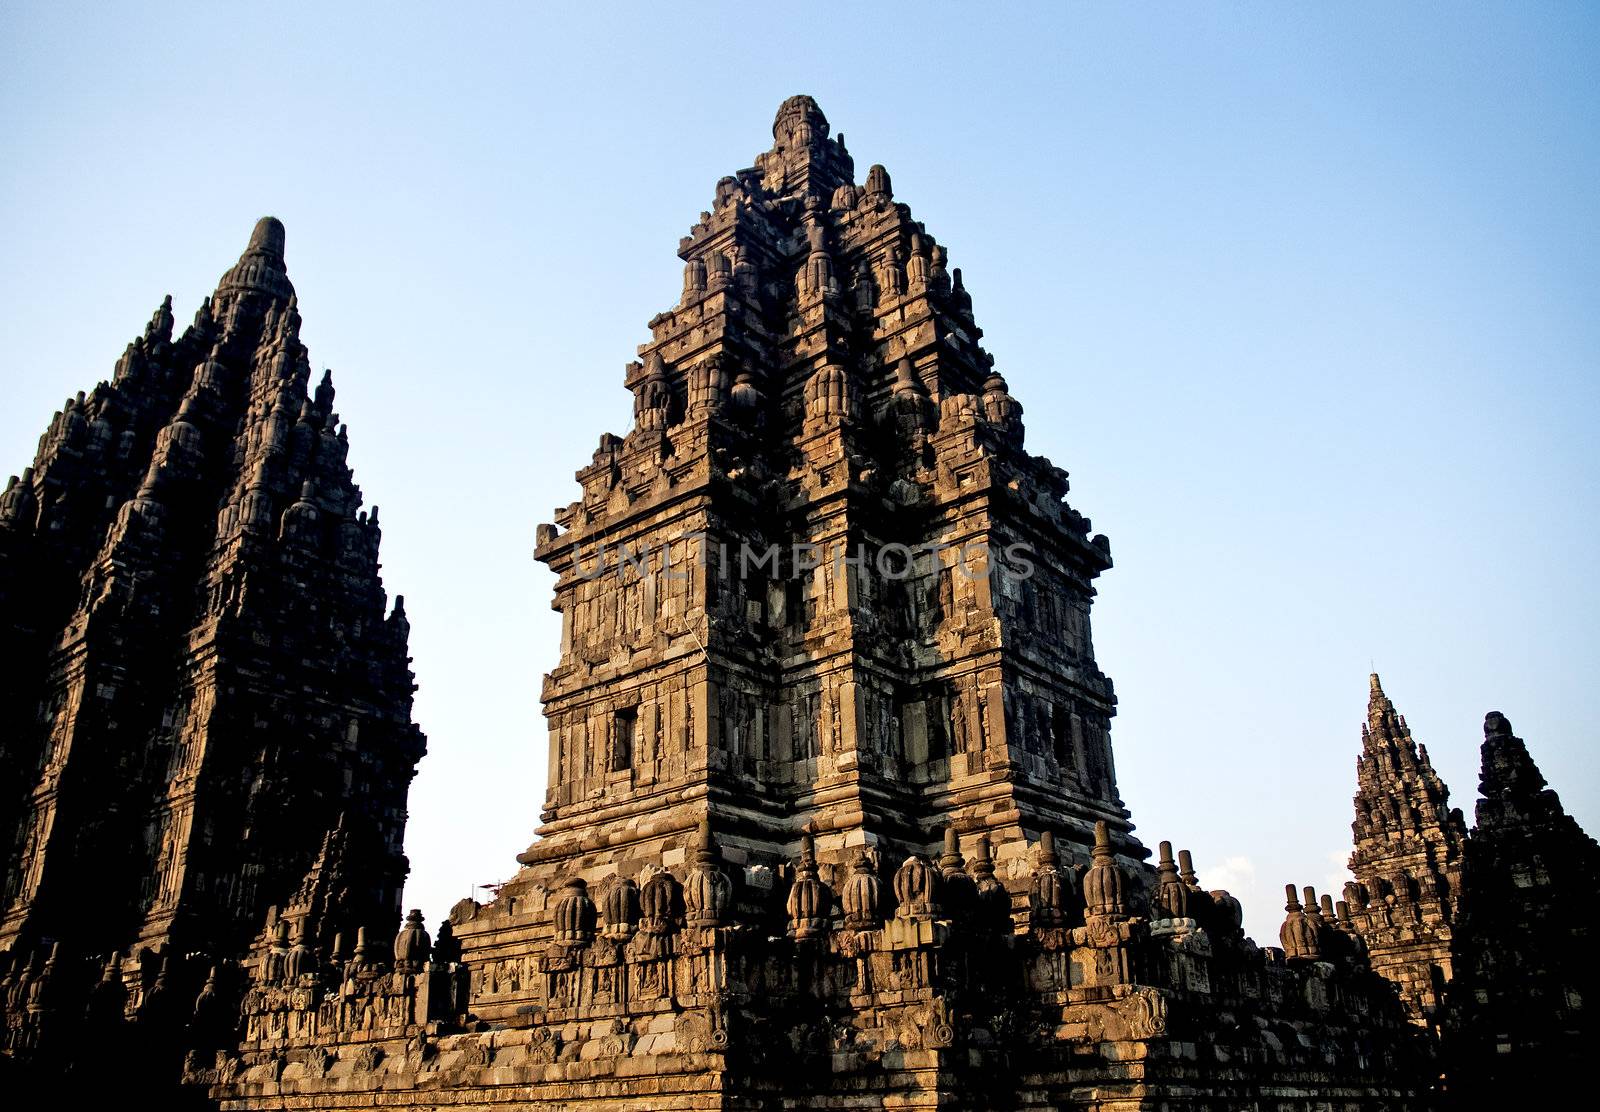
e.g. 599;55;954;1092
2;3;1595;944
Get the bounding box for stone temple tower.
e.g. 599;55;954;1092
203;100;1428;1110
0;219;425;1020
1445;711;1600;1102
1343;673;1468;1025
462;91;1132;985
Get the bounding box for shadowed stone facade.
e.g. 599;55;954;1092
1444;712;1600;1102
0;220;425;1085
188;98;1431;1111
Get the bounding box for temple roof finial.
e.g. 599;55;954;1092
248;216;286;258
773;95;829;142
1477;711;1551;809
216;215;294;302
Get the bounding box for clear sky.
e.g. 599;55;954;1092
2;3;1595;943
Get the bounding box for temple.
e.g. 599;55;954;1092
2;97;1591;1109
1444;710;1600;1101
1342;673;1469;1027
1341;681;1598;1103
188;97;1427;1109
0;219;425;1083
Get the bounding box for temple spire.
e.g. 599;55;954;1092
1365;671;1405;745
755;94;854;199
1344;673;1468;1025
0;212;423;1050
1476;712;1563;825
1448;710;1600;1098
215;215;294;305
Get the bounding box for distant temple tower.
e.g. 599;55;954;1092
1343;673;1468;1025
1343;679;1599;1102
0;220;425;1005
1445;712;1600;1101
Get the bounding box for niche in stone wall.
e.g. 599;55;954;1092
611;708;636;773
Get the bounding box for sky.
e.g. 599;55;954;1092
1;2;1595;944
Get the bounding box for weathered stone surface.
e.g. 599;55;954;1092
0;219;425;1085
197;97;1430;1110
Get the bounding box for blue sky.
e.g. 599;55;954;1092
2;3;1595;942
